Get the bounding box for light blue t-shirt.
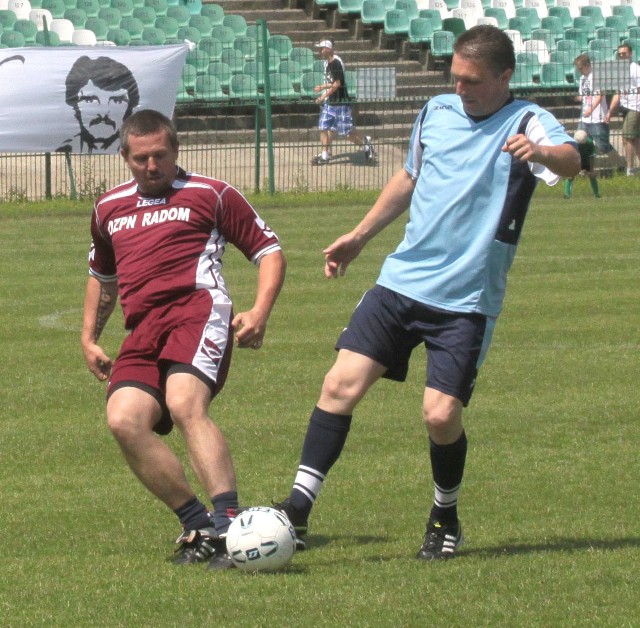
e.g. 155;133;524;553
377;94;574;318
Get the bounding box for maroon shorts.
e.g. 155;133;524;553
107;290;233;434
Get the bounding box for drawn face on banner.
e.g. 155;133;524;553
76;80;131;147
62;55;140;153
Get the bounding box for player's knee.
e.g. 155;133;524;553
422;402;457;432
107;410;149;443
321;369;364;407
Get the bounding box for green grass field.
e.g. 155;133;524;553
1;180;639;626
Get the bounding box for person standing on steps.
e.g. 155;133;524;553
312;39;375;165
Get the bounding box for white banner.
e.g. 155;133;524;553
0;44;188;154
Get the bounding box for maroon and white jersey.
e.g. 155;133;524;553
88;167;281;329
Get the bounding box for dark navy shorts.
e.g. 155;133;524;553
336;284;489;406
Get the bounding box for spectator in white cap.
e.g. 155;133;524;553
311;38;375;165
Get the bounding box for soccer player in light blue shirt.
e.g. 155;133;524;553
275;25;580;559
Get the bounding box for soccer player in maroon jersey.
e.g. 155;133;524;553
81;109;286;568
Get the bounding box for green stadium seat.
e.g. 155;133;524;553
75;0;100;17
338;0;364;18
595;26;622;51
222;13;246;36
243;59;266;87
408;16;434;43
515;6;540;29
1;30;26;46
35;28;61;44
120;15;144;38
442;16;466;37
531;28;556;52
84;16;108;39
181;0;201;15
181;61;197;90
418;8;441;30
604;15;627;37
267;34;293;60
508;15;531;39
270;72;298;99
166;4;190;26
300;70;323;98
540;15;564;41
220;47;245;73
384;9;410;35
612;4;636;29
245;23;269;42
63;7;87;26
0;9;17;29
483;7;508;29
395;0;419;20
572;16;596;39
278;59;303;85
176;78;195;103
106;26;131;44
98;6;121;26
199;3;224;25
234;35;257;61
580;5;604;29
431;29;454;57
194;74;229;101
547;5;572;29
510;63;537;89
131;5;156;26
140;25;165;43
154;15;179;37
313;58;325;73
40;0;65;18
110;0;134;17
185;48;209;73
188;14;213;37
556;36;581;59
564;26;590;50
13;18;38;42
144;0;168;16
210;24;235;48
540;61;573;87
229;72;258;100
288;46;314;72
177;25;201;43
207;60;232;89
338;0;365;16
198;36;223;61
361;0;386;25
345;69;357;98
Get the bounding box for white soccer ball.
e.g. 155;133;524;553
574;129;589;144
226;507;296;573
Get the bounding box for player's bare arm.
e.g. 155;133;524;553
502;134;581;178
324;168;415;278
81;275;118;381
232;250;286;350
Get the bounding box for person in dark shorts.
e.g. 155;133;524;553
274;25;579;560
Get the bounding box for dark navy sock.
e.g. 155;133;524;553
173;496;212;531
429;431;467;525
211;490;239;535
289;406;352;515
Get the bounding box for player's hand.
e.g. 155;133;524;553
502;133;541;163
323;234;364;278
83;343;112;381
232;310;266;350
